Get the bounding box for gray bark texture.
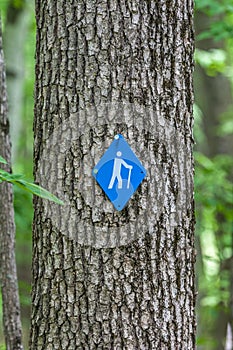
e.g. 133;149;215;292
0;17;24;350
31;1;196;349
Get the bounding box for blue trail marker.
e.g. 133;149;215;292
92;134;146;211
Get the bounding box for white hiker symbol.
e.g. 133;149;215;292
108;151;133;189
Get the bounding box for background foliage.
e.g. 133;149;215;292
0;0;233;349
195;0;233;348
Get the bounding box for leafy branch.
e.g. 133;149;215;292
0;156;64;205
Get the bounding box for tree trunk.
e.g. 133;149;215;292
3;0;30;161
0;17;23;350
31;1;196;349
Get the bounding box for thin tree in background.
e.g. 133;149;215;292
31;1;196;349
3;0;30;160
0;17;23;350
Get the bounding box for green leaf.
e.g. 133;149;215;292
0;171;24;181
9;174;25;180
0;155;7;164
195;152;214;170
14;179;64;205
0;169;24;182
0;167;63;205
0;169;13;182
219;120;233;135
195;48;226;76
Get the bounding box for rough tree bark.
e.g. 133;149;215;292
31;1;196;349
0;17;23;350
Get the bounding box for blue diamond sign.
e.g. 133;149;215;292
92;134;146;211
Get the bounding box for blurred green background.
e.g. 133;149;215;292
0;0;233;349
